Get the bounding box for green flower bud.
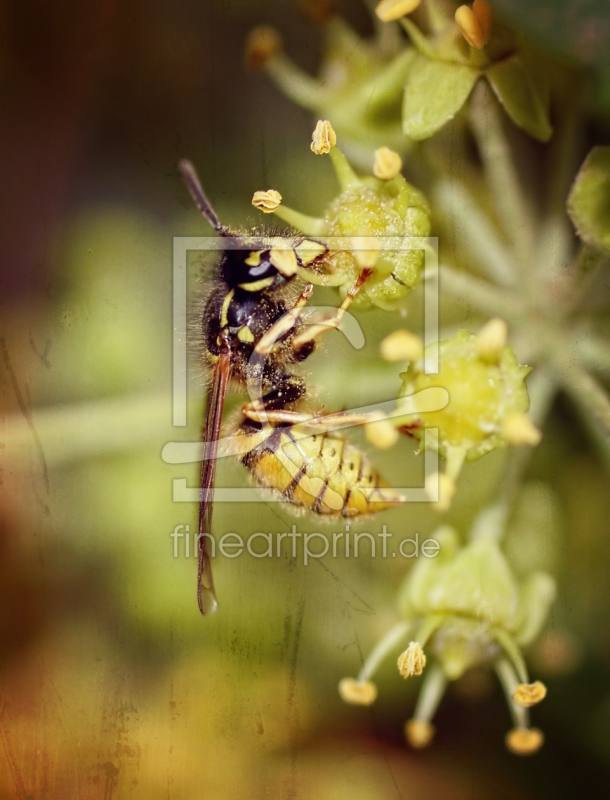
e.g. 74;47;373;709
398;328;533;461
254;121;432;310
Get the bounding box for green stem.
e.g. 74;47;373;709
575;334;610;372
469;82;536;283
357;620;413;682
266;55;328;111
434;180;517;287
565;245;608;313
438;265;522;320
493;367;558;528
535;92;581;285
553;357;610;437
494;657;529;729
412;664;447;724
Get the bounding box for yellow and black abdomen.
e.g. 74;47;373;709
240;424;402;516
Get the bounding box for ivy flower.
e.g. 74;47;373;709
245;8;415;156
339;525;556;755
374;0;553;141
251;120;432;310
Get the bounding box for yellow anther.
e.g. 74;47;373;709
475;317;508;359
245;26;282;71
405;719;435;749
505;727;544;755
375;0;421;23
252;189;282;213
512;681;547;708
502;413;543;447
455;0;492;49
366;413;400;450
373;146;403;180
397;642;426;677
351;236;380;269
311;119;337;154
381;329;423;362
474;0;492;41
300;0;337;26
338;678;378;706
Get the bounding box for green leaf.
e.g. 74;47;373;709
403;56;480;140
486;54;553;142
568;147;610;252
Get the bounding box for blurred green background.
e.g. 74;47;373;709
1;1;610;797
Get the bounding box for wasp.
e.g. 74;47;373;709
179;160;402;615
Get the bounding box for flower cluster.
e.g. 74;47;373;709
252;120;431;309
339;523;556;755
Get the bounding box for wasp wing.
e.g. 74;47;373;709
198;348;232;615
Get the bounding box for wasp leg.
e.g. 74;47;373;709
242;405;382;431
243;374;307;422
291;267;373;351
254;283;314;357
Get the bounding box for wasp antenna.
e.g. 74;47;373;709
179;159;227;233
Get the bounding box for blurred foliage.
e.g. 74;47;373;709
1;0;610;798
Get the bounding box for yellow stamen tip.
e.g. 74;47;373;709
474;0;492;41
512;681;547;708
505;727;545;755
475;317;508;358
245;26;282;71
502;413;543;447
455;1;492;49
373;147;403;180
375;0;421;23
397;642;426;678
338;678;378;706
405;719;435;749
352;236;380;269
426;472;456;512
366;414;400;449
311;119;337;154
299;0;338;26
381;329;423;362
252;189;283;213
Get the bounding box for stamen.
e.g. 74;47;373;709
311;119;337;154
357;620;413;683
299;0;337;26
351;236;380;269
397;641;426;677
505;727;544;755
512;681;547;708
373;146;403;180
245;26;282;71
252;189;283;212
375;0;421;23
502;413;543;446
271;205;327;236
338;678;378;706
366;413;400;449
475;317;508;359
329;147;360;189
455;1;492;50
380;329;423;362
406;663;447;748
404;719;435;748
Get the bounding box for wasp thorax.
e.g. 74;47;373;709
221;248;289;291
